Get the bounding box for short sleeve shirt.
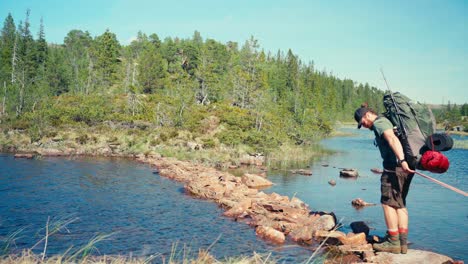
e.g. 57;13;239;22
372;116;398;169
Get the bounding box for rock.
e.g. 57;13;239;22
369;249;453;264
350;221;370;236
371;168;383;174
328;179;336;186
313;230;347;245
14;153;34;159
241;173;273;188
223;198;252;217
186;141;202;150
338;232;367;246
255;225;285;244
288;225;313;244
290;197;308;210
290;169;312;176
337;243;373;254
239;154;265;166
340;168;359;178
351;198;376;207
37;148;65;156
324;254;362;264
312;214;336;231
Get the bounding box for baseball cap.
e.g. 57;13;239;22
354;107;370;129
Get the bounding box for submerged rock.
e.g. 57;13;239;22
340;168;359;178
351;198;376;207
14;153;34;159
290;169;312;176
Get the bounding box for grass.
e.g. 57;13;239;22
0;215;334;264
1;122;332;170
0;215;278;264
266;143;333;170
453;139;468;149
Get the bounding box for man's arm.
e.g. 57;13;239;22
382;129;415;173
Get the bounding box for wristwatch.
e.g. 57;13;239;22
399;159;407;164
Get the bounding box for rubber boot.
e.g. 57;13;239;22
373;233;401;254
400;232;408;254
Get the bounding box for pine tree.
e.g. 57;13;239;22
35;17;48;76
0;13;16;84
64;29;93;94
93;29;120;90
137;39;167;93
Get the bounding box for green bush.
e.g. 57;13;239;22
202;138;216;148
218;128;245;146
76;134;89;145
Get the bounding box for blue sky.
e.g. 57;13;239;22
2;0;467;105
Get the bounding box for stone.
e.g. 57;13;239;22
14;153;34;159
37;148;64;156
351;198;376;207
340;168;359;178
309;212;336;231
290;169;312;176
255;225;285;244
223;198;252;217
350;221;370;236
288;225;313;243
369;249;453;264
241;173;273;188
337;243;373;254
338;232;367;246
328;179;336;186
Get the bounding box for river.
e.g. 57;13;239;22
0;128;466;262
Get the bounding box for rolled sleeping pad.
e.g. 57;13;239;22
425;133;453;152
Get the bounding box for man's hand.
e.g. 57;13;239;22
401;161;415;174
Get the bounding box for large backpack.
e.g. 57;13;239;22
383;92;436;169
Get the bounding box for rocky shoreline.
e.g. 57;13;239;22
9;150;460;263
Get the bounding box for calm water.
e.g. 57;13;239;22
0;128;466;262
267;127;467;261
0;155;311;263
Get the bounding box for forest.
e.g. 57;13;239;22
0;10;465;163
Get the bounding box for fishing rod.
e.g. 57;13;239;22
382;169;467;197
380;68;408;137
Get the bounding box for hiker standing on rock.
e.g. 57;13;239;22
355;105;415;254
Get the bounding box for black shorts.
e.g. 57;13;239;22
381;167;414;208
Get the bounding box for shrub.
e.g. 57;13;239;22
76;134;89;145
202;138;216;149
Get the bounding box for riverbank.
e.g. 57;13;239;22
0;124;332;171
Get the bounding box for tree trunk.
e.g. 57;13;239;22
11;34;18;84
2;82;6;116
131;61;137;87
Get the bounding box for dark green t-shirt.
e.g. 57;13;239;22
372;116;398;169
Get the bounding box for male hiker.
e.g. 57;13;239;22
355;105;415;254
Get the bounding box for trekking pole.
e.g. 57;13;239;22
414;171;468;197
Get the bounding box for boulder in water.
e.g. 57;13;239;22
340;168;359;178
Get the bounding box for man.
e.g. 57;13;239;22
355;105;415;254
